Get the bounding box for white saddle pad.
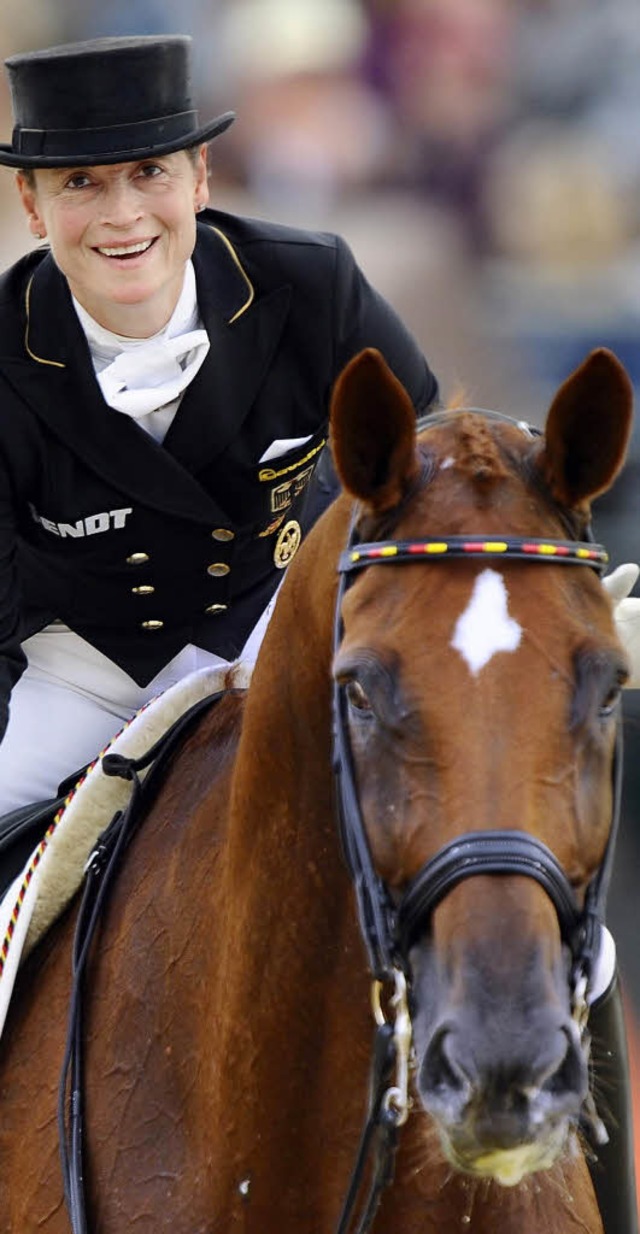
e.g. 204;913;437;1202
0;662;251;1040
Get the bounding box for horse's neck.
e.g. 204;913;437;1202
230;510;342;862
227;549;345;938
196;517;380;1216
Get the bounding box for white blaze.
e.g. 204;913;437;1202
451;568;522;675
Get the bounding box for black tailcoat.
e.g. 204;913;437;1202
0;209;438;735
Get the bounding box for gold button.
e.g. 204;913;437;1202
141;619;164;630
207;562;231;577
211;528;235;542
205;603;228;615
126;552;150;565
132;585;155;595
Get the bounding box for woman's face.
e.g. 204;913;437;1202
17;146;209;336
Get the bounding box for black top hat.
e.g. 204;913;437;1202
0;35;235;168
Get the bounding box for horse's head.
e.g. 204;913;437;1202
330;347;633;1186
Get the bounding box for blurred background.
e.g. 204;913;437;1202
1;0;640;1121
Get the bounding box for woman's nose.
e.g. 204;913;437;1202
99;181;144;227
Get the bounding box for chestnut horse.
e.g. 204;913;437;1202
0;346;634;1234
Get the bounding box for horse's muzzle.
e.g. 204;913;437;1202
416;1012;589;1185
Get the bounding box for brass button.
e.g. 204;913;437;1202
132;585;155;595
205;603;228;615
126;552;150;565
211;528;235;542
207;562;231;577
141;619;164;630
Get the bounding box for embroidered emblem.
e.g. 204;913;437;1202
258;514;286;538
269;464;315;513
274;520;302;569
258;439;325;482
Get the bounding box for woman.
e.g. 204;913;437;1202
0;34;439;811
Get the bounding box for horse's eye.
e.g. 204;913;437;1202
599;683;622;719
346;679;373;714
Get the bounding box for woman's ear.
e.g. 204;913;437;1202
15;171;46;240
193;145;210;213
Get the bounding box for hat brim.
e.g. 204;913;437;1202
0;111;235;168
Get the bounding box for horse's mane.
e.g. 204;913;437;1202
455;414;510;486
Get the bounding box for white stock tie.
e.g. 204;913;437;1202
96;328;210;418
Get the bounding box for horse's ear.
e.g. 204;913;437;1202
541;348;633;508
331;348;419;512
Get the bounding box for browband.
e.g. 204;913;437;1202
339;535;608;575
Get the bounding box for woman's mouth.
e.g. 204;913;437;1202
95;237;158;260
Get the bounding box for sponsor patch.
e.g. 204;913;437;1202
29;503;133;538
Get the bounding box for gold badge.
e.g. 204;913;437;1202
258;514;286;538
270;464;315;513
274;520;302;569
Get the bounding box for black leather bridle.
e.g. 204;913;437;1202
332;521;623;1234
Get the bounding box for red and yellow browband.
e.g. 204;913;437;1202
339;536;608;574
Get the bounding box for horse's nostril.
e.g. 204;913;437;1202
541;1025;588;1102
421;1025;471;1100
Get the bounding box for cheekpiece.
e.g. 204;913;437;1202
0;35;235;168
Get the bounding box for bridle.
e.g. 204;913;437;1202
334;532;616;985
332;457;623;1231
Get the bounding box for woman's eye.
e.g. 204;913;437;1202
346;680;373;714
65;174;91;190
137;163;164;178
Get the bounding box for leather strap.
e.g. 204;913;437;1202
398;829;582;956
58;690;226;1234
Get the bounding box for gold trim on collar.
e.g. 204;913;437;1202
24;274;66;368
208;226;255;324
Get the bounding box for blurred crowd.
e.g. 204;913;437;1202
2;1;640;402
1;0;640;1000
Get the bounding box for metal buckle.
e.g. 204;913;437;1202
371;968;414;1127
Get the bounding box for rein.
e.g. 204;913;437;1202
58;690;227;1234
332;525;622;1234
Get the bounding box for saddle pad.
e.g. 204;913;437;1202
0;661;252;1040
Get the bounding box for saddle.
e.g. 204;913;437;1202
0;772;87;904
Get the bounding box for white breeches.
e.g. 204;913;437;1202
0;600;275;814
